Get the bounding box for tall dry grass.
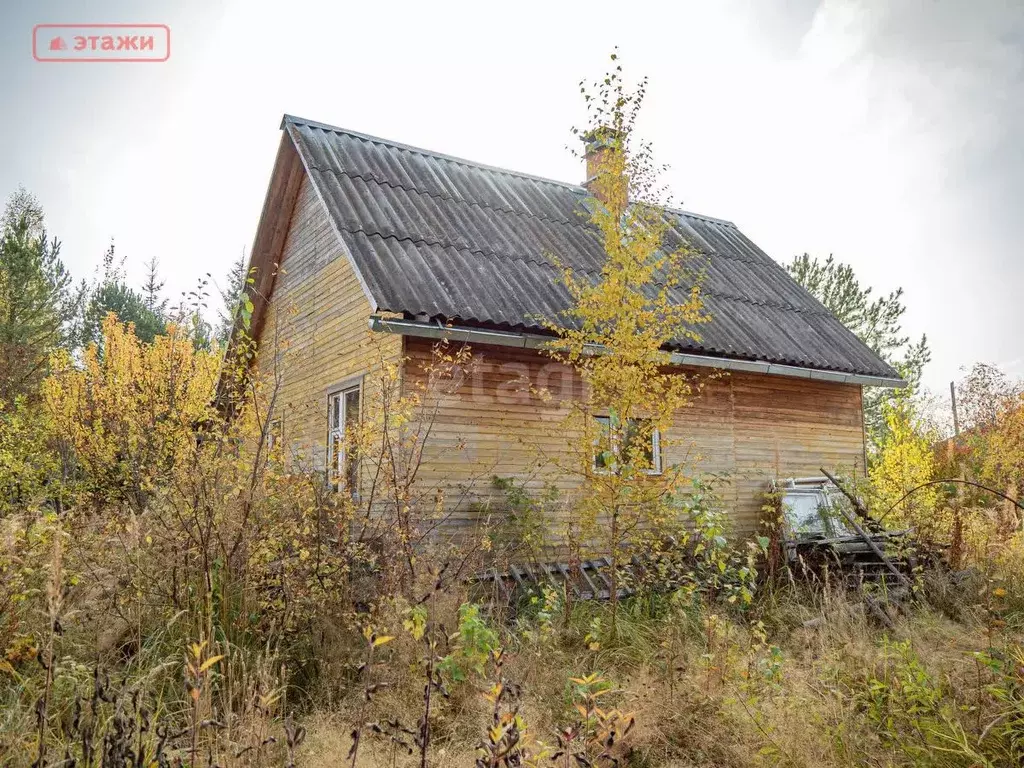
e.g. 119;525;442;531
3;318;1024;767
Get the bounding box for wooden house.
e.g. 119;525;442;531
240;115;903;537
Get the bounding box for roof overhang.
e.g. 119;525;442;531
369;315;907;389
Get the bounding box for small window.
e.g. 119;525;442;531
593;415;661;475
327;384;361;494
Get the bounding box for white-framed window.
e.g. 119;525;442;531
593;415;662;475
327;384;361;494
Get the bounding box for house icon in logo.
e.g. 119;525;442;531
49;36;67;51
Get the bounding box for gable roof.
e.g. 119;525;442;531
263;114;901;384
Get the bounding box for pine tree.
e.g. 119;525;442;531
0;188;83;403
787;253;930;451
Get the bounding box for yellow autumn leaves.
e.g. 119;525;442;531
42;314;223;509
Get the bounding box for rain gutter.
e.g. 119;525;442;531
368;315;906;389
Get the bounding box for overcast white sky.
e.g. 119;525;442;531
1;0;1021;394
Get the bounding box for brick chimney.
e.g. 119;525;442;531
582;127;624;207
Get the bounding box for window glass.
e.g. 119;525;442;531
622;418;655;467
782;489;854;537
331;394;341;430
344;388;360;491
594;415;613;470
327;383;361;494
345;388;360;425
592;415;660;474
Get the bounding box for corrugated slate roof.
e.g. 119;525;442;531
282;115;899;380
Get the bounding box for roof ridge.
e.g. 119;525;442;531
285;115;742;230
284;114;584;192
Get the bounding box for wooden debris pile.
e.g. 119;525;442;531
470;538;705;607
472;468;924;629
471;556;634;605
776;469;916;590
776;468;923;627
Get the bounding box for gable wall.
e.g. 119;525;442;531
402;337;866;538
257;173;402;470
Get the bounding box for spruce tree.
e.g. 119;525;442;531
216;251;248;346
83;240;166;346
142;255;168;317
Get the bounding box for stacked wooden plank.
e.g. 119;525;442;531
471;557;634;603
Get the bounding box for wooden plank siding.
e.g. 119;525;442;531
401;336;866;538
254;172;866;542
256;173;401;470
